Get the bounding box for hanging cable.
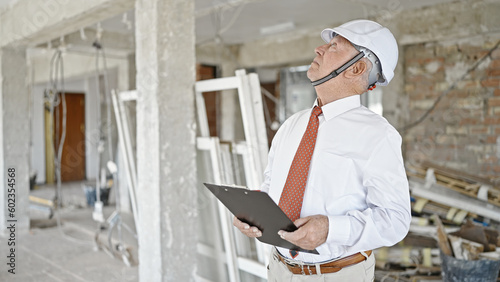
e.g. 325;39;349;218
92;26;114;210
46;48;93;246
217;3;245;35
92;30;137;263
101;45;113;164
92;26;125;257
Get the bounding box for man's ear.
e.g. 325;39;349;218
344;60;368;79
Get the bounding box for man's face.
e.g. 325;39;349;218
307;35;358;82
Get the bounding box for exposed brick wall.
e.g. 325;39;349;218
403;37;500;178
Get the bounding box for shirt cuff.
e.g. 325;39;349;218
326;215;351;245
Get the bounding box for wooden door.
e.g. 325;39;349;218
53;93;86;182
196;64;218;136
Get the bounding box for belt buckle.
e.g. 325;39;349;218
275;250;314;275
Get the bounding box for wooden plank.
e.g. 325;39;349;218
407;165;500;208
410;177;500;221
421;161;500;191
448;235;484;260
433;215;453;256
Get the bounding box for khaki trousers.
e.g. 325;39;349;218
267;249;375;282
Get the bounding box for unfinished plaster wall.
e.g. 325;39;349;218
403;36;500;177
398;0;500;178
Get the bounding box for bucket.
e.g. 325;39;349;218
83;184;110;207
440;251;500;282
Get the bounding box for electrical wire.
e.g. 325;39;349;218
102;46;113;164
203;1;242;67
92;33;138;261
398;40;500;132
47;49;93;246
260;86;282;130
93;38;114;202
93;23;104;208
28;56;35;188
217;3;245;35
94;43;102;205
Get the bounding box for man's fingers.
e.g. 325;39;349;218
293;217;310;228
277;218;310;242
278;229;305;243
278;215;329;250
233;217;262;237
233;217;249;229
278;230;287;240
251;227;262;236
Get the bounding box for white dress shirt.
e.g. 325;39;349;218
261;95;411;263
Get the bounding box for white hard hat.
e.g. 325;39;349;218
320;19;398;86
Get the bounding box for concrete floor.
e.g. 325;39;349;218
0;181;139;282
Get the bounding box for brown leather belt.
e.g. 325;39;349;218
277;250;372;275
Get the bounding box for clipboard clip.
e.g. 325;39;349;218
227;184;249;190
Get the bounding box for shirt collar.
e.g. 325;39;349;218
313;95;361;121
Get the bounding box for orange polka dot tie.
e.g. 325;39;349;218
279;106;322;223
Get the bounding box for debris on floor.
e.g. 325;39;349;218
374;162;500;281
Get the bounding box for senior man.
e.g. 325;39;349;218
234;19;411;281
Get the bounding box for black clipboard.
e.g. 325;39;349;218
204;183;319;254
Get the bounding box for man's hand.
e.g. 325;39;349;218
278;215;329;250
233;217;262;237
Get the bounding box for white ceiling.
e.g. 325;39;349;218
1;0;459;45
192;0;458;45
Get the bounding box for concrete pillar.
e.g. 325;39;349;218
0;47;30;235
135;0;197;281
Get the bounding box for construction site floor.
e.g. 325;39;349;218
0;181;139;282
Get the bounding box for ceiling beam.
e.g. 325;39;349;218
0;0;134;48
37;28;135;54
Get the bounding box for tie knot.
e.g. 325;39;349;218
312;106;322;117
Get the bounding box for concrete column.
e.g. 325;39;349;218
135;0;197;281
0;47;30;235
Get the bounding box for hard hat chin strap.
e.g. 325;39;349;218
310;51;365;87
